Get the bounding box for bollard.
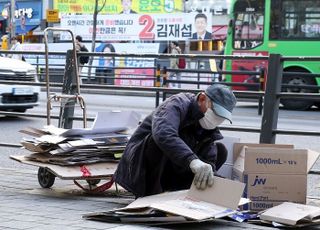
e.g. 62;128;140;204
36;56;41;80
155;64;161;87
208;40;213;51
1;36;8;50
162;66;168;87
197;40;203;51
155;64;161;107
258;68;265;115
217;40;223;51
259;68;265;91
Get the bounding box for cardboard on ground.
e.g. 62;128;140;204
116;176;246;221
10;155;117;180
260;202;320;226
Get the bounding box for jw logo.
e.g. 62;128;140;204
251;176;267;186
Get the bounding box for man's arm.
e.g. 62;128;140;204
151;97;198;169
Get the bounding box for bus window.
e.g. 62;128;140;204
270;0;320;40
233;0;265;49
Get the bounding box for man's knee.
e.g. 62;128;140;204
216;142;228;170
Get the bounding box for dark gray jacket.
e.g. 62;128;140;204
114;93;223;197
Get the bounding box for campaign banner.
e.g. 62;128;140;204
21;42;159;66
60;13;212;41
95;42;157;86
114;68;155;87
54;0;183;14
20;42;159;87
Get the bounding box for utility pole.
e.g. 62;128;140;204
48;0;53;42
10;0;15;43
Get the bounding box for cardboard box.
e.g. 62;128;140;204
232;144;320;211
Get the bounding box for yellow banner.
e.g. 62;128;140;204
53;0;183;14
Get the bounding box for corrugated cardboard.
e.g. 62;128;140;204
237;173;306;210
116;176;246;221
10;155;117;180
234;147;310;174
260;202;320;226
233;143;294;162
232;145;320;211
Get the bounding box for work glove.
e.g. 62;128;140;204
189;159;214;190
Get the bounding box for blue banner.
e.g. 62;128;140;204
0;0;42;35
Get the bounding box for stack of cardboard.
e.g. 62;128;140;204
19;111;141;166
19;126;129;166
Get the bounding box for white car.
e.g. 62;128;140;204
0;56;40;112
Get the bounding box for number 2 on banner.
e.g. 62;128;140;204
139;15;155;40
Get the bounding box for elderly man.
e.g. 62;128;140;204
115;84;237;197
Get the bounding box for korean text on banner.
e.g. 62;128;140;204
60;13;212;41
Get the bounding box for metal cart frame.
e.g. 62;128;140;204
33;28;115;193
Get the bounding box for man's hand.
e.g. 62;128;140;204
189;159;214;190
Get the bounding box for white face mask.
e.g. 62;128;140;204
199;102;225;130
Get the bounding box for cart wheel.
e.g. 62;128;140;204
86;179;101;186
38;167;55;188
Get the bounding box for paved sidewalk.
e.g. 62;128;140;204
1;166;320;230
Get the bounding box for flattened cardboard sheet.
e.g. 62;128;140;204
83;210;190;225
260;202;320;226
116;176;246;221
19;126;49;137
121;190;188;210
21;141;52;153
10;155;117;179
92;111;141;130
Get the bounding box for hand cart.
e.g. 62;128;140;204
11;28;117;193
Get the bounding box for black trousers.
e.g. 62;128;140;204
143;136;227;196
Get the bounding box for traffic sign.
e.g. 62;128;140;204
46;9;59;23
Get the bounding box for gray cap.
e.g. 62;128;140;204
205;84;237;123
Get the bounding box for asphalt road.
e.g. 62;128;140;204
0;91;319;195
1;91;319;161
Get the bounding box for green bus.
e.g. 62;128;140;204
224;0;320;110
